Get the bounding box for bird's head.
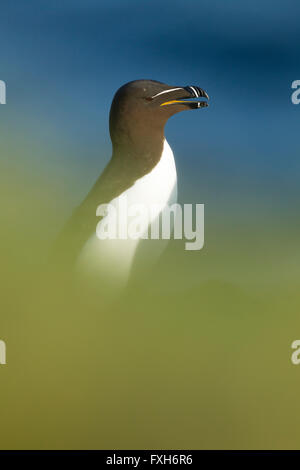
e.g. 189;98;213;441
109;80;209;154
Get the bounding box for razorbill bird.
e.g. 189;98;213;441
54;80;209;284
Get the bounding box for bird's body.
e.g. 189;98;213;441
54;79;209;286
77;138;177;283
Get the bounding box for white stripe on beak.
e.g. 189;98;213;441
189;86;199;97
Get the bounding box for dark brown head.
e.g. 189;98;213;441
109;80;209;159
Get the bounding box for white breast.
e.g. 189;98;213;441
77;139;177;284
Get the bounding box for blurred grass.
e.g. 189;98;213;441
1;154;300;450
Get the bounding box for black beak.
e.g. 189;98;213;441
184;86;209;100
156;85;209;110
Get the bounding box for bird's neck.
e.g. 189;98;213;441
112;129;165;178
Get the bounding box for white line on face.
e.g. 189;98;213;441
150;87;183;99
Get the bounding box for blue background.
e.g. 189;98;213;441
2;0;300;211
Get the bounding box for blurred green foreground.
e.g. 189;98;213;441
1;155;300;450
